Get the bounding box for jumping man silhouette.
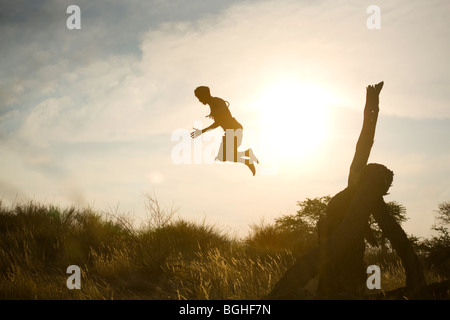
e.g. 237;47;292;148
190;86;259;175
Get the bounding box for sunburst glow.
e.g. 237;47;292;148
254;78;334;162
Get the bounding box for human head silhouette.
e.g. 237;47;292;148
194;86;212;105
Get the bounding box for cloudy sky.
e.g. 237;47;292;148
1;0;449;238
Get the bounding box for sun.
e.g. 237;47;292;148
253;78;333;162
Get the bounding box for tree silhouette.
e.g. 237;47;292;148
422;202;450;278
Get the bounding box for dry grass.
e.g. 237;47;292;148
165;247;295;300
0;200;446;300
0;200;294;299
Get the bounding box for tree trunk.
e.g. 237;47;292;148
317;164;393;297
265;82;428;299
348;82;383;186
264;248;319;299
372;199;430;298
316;82;386;297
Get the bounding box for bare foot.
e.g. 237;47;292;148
246;163;256;176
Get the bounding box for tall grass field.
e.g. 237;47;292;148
0;198;447;300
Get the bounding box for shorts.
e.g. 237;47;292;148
216;128;243;162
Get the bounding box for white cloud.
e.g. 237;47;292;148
136;0;450;119
4;0;449;147
1;0;448;237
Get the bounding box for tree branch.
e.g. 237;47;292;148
348;81;384;186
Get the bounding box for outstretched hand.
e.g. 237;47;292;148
190;128;202;139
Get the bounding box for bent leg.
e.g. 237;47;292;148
215;130;257;176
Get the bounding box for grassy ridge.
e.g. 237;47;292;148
0;200;445;299
0;200;294;299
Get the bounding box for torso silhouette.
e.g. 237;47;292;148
208;97;243;130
